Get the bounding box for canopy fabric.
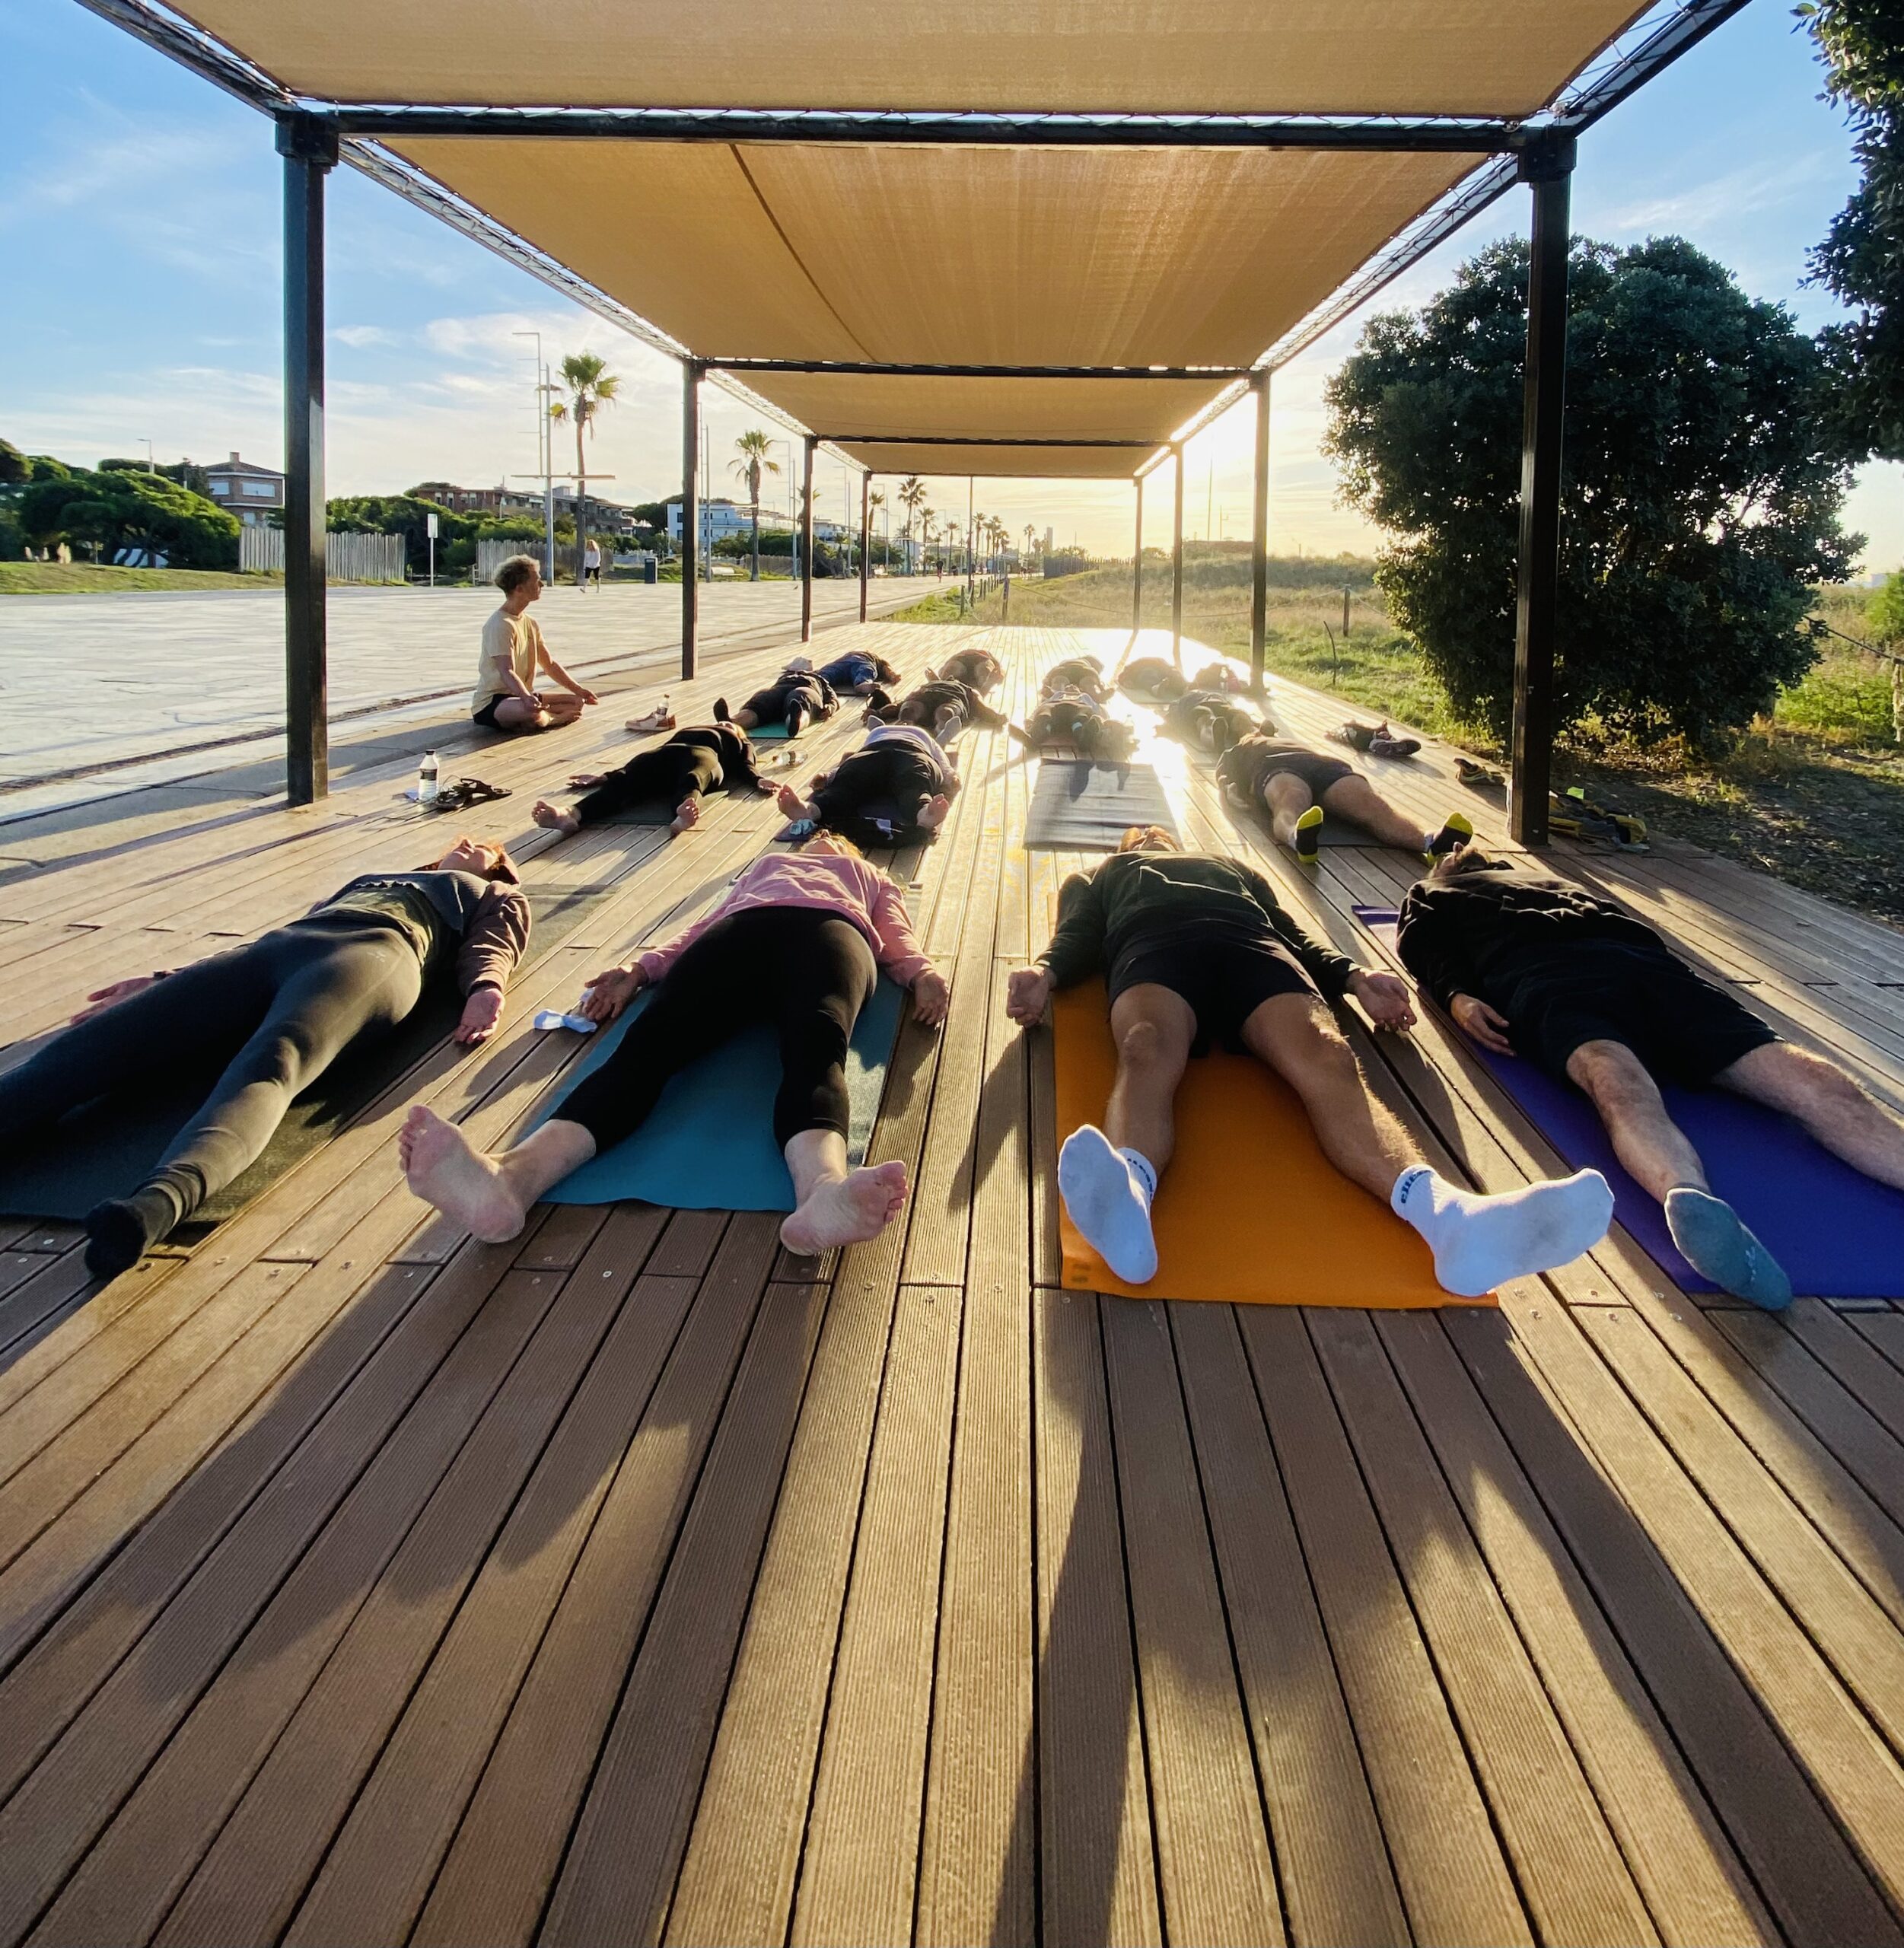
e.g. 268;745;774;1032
390;137;1481;368
176;1;1651;118
829;442;1155;480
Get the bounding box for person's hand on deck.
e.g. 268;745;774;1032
568;772;607;789
72;972;164;1022
1450;992;1514;1055
579;965;645;1021
1006;966;1052;1028
1348;969;1415;1031
912;968;950;1027
455;985;506;1046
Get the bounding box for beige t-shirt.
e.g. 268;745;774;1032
473;608;546;715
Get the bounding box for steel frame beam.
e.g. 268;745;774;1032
800;435;817;644
1509;133;1574;848
711;360;1250;379
682;359;702;678
1250;369;1270;698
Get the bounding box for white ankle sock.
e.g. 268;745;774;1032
1392;1164;1613;1297
1059;1125;1159;1284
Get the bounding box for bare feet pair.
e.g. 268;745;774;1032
401;1102;909;1254
531;791;701;836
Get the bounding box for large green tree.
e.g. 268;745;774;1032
1324;235;1858;749
18;466;240;568
1802;0;1904;460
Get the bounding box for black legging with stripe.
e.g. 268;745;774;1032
551;906;875;1151
0;912;425;1219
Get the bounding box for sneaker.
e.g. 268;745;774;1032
1369;730;1422;759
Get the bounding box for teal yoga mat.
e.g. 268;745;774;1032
538;976;906;1211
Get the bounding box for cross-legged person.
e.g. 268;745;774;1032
1218;730;1469;862
778;721;959;845
533;720;775;839
2;838;528;1278
403;834;951;1256
471;555;598;733
1005;827;1613;1296
1398;849;1904;1307
715;669;838;738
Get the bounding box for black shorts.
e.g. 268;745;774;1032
471;695;505;730
1511;944;1779;1085
1108;919;1318;1054
1254;750;1355;800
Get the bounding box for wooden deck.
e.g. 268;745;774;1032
0;619;1900;1947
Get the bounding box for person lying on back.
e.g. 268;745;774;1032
931;645;1005;692
1041;655;1108;701
864;676;1009;742
1397;849;1904;1307
1218;730;1469;863
471;555;598;732
801;649;900;695
777;721;960;846
1118;656;1189;703
1004;827;1613;1296
532;719;776;839
716;670;837;738
1160;689;1262;755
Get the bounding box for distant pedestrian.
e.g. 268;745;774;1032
472;555;597;733
582;538;603;589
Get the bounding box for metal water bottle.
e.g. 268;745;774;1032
419;750;439;805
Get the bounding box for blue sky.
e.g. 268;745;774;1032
1;0;1897;568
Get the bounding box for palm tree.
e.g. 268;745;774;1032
897;474;927;575
549;351;621;584
1023;522;1036;566
869;488;886;568
921;510;938;577
729;429;780;582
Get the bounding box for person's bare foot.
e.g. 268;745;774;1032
532;799;581;835
775;781;812;820
918;793;952;831
780;1160;909;1253
400;1105;527;1242
668;795;703;837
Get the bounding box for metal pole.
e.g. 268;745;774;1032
277;113;336;807
966;478;975;614
1250;368;1269;698
1132;476;1144;635
1170;443;1185;669
800;434;816;643
681;358;701;678
858;470;871;623
1509;133;1575;849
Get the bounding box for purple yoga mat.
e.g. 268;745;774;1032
1354;905;1904;1297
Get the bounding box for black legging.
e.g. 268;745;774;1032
743;675;831;734
574;740;721;826
0;913;425;1220
811;744;941;832
551;906;874;1152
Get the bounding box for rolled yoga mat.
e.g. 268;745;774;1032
1354;904;1904;1297
0;882;609;1234
537;976;906;1212
1026;760;1179;851
1051;980;1480;1307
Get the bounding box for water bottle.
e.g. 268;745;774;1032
660;691;670;720
418;750;439;805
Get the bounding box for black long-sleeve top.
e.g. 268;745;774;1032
317;869;531;995
1038;851;1355;1001
1396;876;1670;1013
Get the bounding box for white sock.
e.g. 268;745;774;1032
1392;1164;1613;1297
1059;1125;1159;1284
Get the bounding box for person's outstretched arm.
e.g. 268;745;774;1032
1006;870;1108;1027
1396;886;1508;1051
454;884;533;1043
866;872;949;1023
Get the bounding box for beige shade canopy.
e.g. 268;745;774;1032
176;0;1648;118
173;0;1641;470
829;443;1159;480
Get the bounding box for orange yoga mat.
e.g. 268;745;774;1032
1052;982;1492;1307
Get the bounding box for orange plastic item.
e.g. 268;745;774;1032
1052;981;1494;1307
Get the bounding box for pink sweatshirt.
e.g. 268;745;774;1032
632;851;935;988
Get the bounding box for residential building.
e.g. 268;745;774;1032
205;450;285;527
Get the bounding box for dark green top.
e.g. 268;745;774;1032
1037;851;1355;1000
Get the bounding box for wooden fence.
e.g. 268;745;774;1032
239;527;406;582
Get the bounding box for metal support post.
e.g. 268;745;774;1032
1132;477;1144;635
1250;368;1270;698
858;470;871;623
681;358;701;678
1170;444;1185;668
800;435;816;643
1509;132;1575;848
278;113;336;806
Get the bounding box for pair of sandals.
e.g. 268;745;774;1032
425;776;511;813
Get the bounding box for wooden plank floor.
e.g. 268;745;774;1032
1;619;1901;1947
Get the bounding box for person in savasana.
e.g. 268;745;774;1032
401;832;951;1256
1397;848;1904;1307
1005;826;1613;1297
532;717;777;839
0;837;528;1278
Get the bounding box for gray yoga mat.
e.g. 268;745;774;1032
0;881;606;1233
1025;761;1179;851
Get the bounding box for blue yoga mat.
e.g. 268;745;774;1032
536;976;906;1211
1355;905;1904;1295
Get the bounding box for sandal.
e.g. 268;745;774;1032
431;776;512;812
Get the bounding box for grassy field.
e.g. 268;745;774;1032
0;562;282;594
909;546;1904;928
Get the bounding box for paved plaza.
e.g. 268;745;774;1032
0;577;925;815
